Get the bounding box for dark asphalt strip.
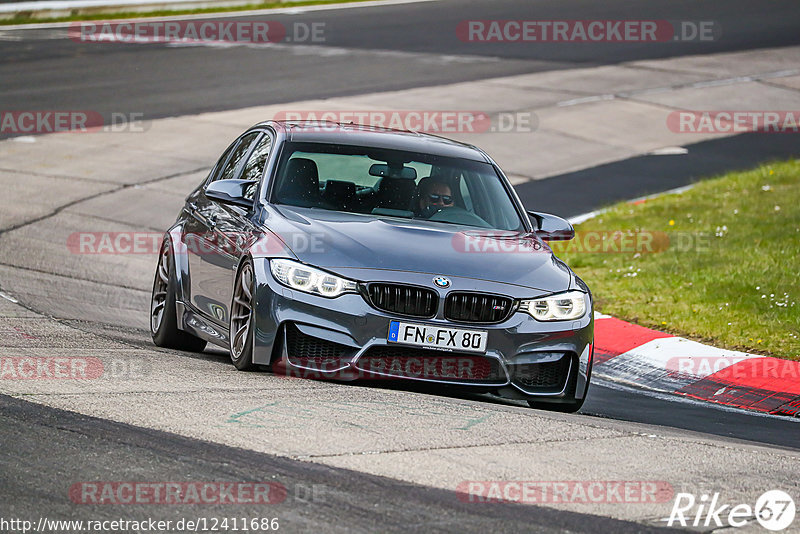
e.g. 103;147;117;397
514;132;800;217
1;0;799;135
294;0;800;61
0;394;679;533
580;382;800;451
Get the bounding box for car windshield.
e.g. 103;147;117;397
271;141;523;231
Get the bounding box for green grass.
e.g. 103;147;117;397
1;0;372;25
555;159;800;360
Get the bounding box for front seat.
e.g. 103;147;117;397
277;158;321;207
323;180;357;211
372;177;416;211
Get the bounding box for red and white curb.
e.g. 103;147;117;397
569;195;799;418
592;312;800;417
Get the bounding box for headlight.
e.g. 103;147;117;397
519;290;588;321
270;259;358;298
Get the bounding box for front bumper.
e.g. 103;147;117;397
251;260;593;401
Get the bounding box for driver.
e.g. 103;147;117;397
415;178;454;218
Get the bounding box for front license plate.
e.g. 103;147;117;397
388;321;488;353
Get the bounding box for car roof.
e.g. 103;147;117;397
254;120;492;163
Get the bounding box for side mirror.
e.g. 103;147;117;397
205;179;255;209
527;211;575;241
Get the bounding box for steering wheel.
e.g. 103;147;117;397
428;206;491;228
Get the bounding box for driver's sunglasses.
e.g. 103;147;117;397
427;194;453;205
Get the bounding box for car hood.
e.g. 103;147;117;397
264;206;572;293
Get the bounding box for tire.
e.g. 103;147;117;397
229;259;257;371
526;397;585;413
150;240;207;352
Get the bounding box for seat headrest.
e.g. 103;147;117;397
374;177;416;210
279;158;320;203
325;180;356;199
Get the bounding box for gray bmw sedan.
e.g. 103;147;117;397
150;121;593;412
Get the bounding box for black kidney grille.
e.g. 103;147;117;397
366;284;437;318
444;292;513;323
510;356;570;390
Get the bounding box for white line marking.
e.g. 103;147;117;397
690;75;756;88
648;146;688;156
557;94;615;107
165;39;499;64
0;290;19;303
567;210;603;225
567;184;695;225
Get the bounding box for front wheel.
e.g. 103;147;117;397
151;241;207;352
229;260;256;371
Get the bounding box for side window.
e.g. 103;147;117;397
206;142;237;184
214;132;260;183
241;134;273;183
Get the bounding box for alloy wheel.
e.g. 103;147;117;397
150;243;170;333
230;262;254;361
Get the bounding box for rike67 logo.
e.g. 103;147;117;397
668;490;796;531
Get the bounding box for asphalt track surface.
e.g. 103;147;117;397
0;393;684;534
2;0;800;531
1;0;800;129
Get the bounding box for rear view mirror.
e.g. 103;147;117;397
205;179;255;208
527;211;575;241
369;163;417;180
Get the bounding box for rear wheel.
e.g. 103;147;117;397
151;241;207;352
230;260;256;371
